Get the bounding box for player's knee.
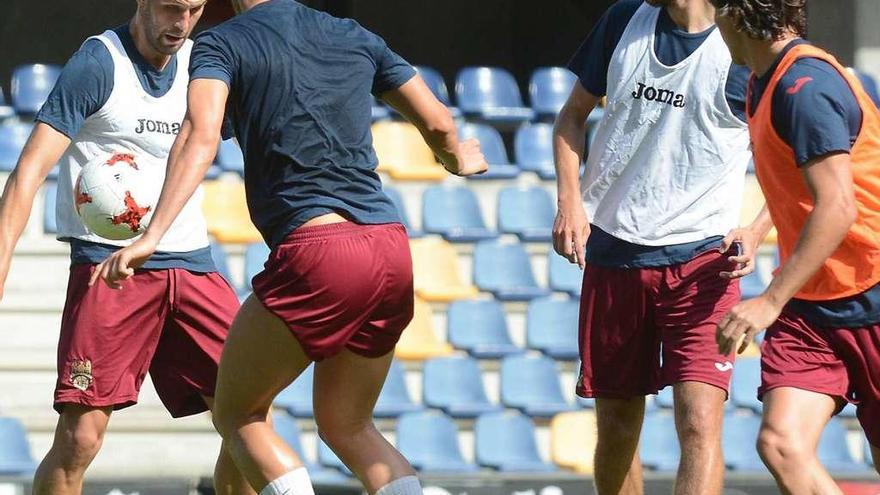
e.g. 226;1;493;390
596;398;644;442
315;412;373;450
56;423;105;469
675;403;721;447
757;423;809;469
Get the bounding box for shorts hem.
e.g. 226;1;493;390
345;344;396;360
660;375;731;396
575;387;657;400
758;382;848;403
252;290;324;362
53;394;139;414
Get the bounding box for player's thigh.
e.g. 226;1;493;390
760;387;838;454
214;295;312;420
312;349;393;430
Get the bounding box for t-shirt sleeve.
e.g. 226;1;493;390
725;63;750;123
366;31;416;96
566;0;642;97
190;30;235;87
35;39;113;139
771;59;862;167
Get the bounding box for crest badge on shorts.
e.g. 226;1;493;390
70;360;94;391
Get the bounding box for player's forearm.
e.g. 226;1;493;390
0;169;42;254
553;108;587;205
763;197;856;307
414;107;461;171
746;205;774;242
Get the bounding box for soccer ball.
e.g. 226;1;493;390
75;152;157;241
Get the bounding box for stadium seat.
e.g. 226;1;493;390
414;65;461;118
422;185;496;242
819;418;868;472
722;413;766;472
640;412;680;471
216;139;245;176
371;121;446;180
209;241;234;287
839;402;857;418
740;267;768;300
317;440;353;476
446;299;520;358
371;96;391;121
0;85;14;121
473;239;550;301
43;182;57;234
274;364;314;417
409;237;478;302
10;63;62;115
497;185;554;242
475;411;556;471
201;180;263;243
0;417;35;475
455;66;536;125
850;68;880;108
456;122;520;179
397;410;478;472
374;360;423;418
500;354;573;417
866;440;875;468
526;297;579;360
423;356;501;418
0;122;32;171
577;396;595;409
529;67;577;117
395;297;454;360
731;357;762;412
384;187;422;237
655;387;674;409
273;413;348;482
550;410;597;474
243;242;270;291
548;251;583;296
204;165;223;180
514;123;556;178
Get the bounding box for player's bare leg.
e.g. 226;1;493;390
314;348;417;493
672;381;725;495
594;397;645;495
203;396;257;495
758;387;842;495
211;295;312;491
32;405;112;495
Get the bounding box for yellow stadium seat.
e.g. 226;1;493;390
395;297;454;361
371;121;447;181
551;410;597;474
410;237;479;302
740;174;778;245
740;341;761;357
201;180;263;244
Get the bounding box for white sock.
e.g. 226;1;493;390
375;475;422;495
259;467;315;495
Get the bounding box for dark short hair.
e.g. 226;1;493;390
710;0;807;40
644;0;674;6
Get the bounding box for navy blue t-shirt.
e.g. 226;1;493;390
748;39;879;327
568;0;749;267
36;25;214;272
189;0;415;248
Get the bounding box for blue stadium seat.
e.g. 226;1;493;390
274;364;314;417
722;413;765;472
839;402;857;418
0;123;32;171
655;386;675;409
640;412;680;471
740;267;768;300
209;241;234;288
317;440;353;476
43;183;57;234
731;357;762;412
216;139;245;176
10;64;62;115
529;67;577;117
0;417;35;475
455;67;535;125
852;68;880;108
446;299;520;358
475;411;557;472
456;122;520;179
577;396;595;408
204;165;223;180
423;356;501;418
384;187;422;238
414;65;461;118
273;413;349;482
374;360;422;418
243;242;271;291
422;185;496;242
548;251;583;296
0;86;14;121
526;297;579;360
371;96;391;121
514;123;556;178
866;440;875;468
820;418;869;472
497;186;554;242
473;240;550;301
500;354;573;417
397;411;478;472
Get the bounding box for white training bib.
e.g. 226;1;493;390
55;30;209;252
582;3;751;246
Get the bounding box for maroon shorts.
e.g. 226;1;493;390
577;249;740;399
251;222;414;361
760;311;880;447
57;266;238;417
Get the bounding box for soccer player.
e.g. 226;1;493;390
93;0;487;494
553;0;765;493
712;0;880;491
0;1;252;494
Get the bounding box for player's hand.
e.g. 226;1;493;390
716;296;781;355
719;227;759;279
89;237;158;289
444;138;488;177
553;200;589;269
